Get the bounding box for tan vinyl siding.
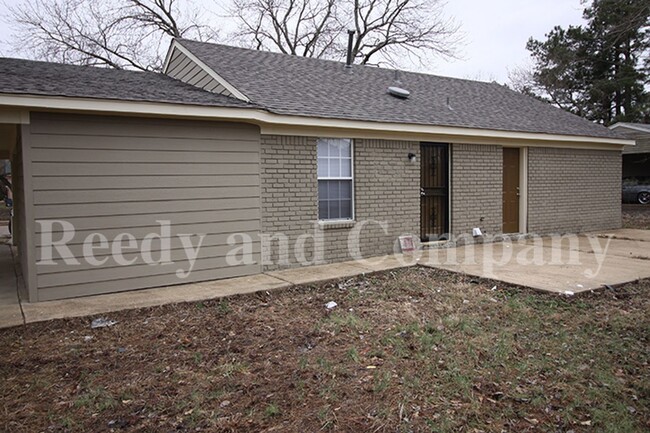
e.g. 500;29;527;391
623;137;650;154
27;112;261;301
165;47;232;97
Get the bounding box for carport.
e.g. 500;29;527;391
0;226;23;327
0;113;28;326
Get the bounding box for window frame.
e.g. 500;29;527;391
317;138;355;222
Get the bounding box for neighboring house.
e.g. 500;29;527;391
0;39;631;302
609;122;650;180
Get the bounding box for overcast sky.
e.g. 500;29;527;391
439;0;586;82
0;0;587;84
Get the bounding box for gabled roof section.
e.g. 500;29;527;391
164;39;249;102
0;57;253;109
609;122;650;138
176;38;622;140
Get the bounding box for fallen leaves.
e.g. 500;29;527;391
0;267;648;432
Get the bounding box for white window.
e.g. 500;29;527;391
317;138;353;220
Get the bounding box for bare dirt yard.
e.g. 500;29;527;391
1;267;649;432
623;204;650;230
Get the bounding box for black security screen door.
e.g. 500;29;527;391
420;143;449;242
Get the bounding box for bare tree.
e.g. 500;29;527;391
230;0;461;66
4;0;461;71
4;0;218;71
506;65;537;95
349;0;460;65
463;71;498;83
506;63;583;109
230;0;341;57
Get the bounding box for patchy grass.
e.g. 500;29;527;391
623;204;650;229
1;267;649;432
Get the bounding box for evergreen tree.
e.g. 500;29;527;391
525;0;649;125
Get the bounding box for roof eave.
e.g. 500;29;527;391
0;93;634;148
609;122;650;138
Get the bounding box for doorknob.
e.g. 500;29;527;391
420;187;425;196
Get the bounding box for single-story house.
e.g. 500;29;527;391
0;39;631;302
609;122;650;180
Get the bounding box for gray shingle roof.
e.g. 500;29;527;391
178;39;621;139
0;57;253;109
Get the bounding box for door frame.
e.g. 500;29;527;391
502;147;520;234
518;147;528;234
419;142;450;241
502;145;528;234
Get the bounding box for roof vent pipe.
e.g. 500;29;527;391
345;30;355;68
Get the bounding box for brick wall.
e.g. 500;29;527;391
260;135;420;270
260;135;318;269
260;138;621;267
350;138;420;259
451;144;503;236
527;147;621;233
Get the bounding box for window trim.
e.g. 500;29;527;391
317;138;355;222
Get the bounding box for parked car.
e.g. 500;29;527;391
623;183;650;204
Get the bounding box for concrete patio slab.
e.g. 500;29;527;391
420;235;650;293
522;235;650;260
21;273;290;324
590;228;650;243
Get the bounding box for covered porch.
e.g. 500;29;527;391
0;226;23;327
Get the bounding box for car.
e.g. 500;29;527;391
623;183;650;204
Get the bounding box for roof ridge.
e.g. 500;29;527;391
176;38;500;86
614;122;650;126
0;56;160;75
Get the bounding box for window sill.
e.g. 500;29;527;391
318;220;356;230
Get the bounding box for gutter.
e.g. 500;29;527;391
0;93;634;148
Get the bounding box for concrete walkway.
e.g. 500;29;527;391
0;241;23;328
1;229;648;329
2;252;416;329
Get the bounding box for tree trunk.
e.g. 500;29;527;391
623;39;633;117
614;45;622;118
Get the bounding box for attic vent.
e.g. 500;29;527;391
388;86;410;99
